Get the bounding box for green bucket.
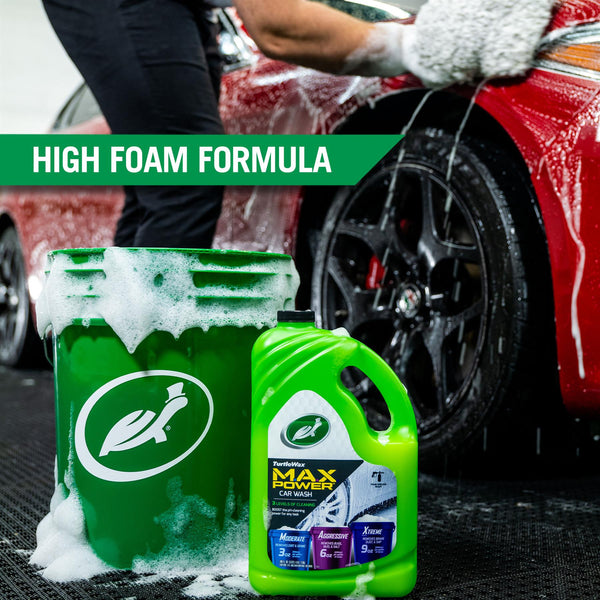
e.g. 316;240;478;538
38;247;299;569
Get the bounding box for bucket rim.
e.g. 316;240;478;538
47;247;294;261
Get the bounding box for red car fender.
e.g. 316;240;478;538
476;70;600;414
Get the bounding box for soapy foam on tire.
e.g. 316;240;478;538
36;247;299;353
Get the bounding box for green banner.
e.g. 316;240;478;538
0;134;402;186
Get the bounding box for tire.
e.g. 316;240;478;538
0;226;40;367
311;128;556;469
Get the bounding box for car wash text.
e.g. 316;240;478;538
272;467;337;495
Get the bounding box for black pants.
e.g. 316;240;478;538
43;0;225;248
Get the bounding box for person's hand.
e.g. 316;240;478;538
342;22;409;77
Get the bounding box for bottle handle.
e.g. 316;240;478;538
342;338;417;441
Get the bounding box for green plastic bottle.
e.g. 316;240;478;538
249;310;417;597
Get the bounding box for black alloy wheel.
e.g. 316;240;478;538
312;128;554;468
0;227;38;367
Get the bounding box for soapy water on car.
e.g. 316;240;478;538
357;0;554;259
385;1;584;381
384;0;555;202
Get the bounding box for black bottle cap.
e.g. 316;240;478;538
277;310;315;323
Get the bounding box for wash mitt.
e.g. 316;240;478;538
403;0;556;88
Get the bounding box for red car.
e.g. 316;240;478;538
1;0;599;466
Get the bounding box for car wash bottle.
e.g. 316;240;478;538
249;310;417;597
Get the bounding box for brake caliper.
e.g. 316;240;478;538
366;255;385;290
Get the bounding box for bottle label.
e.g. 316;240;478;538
267;390;397;570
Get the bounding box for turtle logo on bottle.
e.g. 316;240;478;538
74;370;213;482
282;414;330;448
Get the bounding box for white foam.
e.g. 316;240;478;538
36;248;299;353
557;161;586;379
332;327;351;337
132;478;256;598
344;563;376;600
402;0;555;88
183;571;256;599
29;482;112;582
31;472;258;598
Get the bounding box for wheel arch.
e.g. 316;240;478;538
297;89;556;337
0;212;15;234
301;89;548;222
0;214;42;367
0;209;35;280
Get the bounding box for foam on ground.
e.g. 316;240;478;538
29;476;111;582
36;247;299;353
31;468;257;597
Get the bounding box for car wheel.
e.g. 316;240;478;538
312;128;555;469
298;481;351;529
0;226;39;367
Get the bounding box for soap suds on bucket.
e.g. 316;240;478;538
134;478;256;598
31;469;257;598
36;247;299;353
29;475;111;582
32;247;299;594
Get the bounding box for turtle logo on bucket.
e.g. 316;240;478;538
74;370;213;483
99;382;188;456
282;414;330;448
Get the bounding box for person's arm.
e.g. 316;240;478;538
233;0;555;87
233;0;409;76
